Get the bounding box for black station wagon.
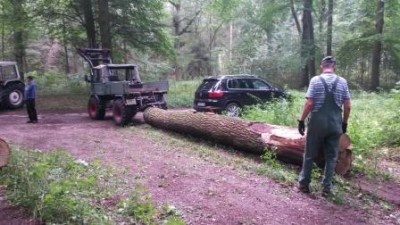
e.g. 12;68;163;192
193;74;287;117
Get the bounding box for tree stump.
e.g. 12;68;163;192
0;138;10;168
143;108;353;175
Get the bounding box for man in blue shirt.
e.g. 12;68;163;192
25;76;38;123
297;56;351;197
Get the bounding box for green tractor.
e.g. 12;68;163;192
77;48;168;126
0;61;25;110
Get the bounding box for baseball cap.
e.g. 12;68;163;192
321;56;336;64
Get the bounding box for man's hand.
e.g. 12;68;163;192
342;122;348;134
298;120;305;136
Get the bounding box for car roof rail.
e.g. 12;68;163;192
221;74;257;78
204;74;259;80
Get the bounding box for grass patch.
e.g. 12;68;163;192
167;79;202;108
242;90;400;179
255;150;298;184
241;92;301;127
0;146;185;224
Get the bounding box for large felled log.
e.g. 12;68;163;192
0;138;10;168
143;108;352;175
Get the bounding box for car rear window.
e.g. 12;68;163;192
197;79;219;91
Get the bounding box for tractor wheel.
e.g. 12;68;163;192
112;99;135;127
3;83;25;109
88;96;106;120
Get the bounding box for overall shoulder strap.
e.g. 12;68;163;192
331;76;340;92
318;76;329;93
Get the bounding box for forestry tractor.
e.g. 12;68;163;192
0;61;25;110
77;48;168;126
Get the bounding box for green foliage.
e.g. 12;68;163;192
118;189;155;224
0;147;112;224
244;89;399;177
0;146;186;224
349;91;400;152
27;71;88;95
111;0;174;58
256;149;297;184
118;190;186;225
167;79;202;108
241;91;302;127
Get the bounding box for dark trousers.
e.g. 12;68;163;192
26;99;38;122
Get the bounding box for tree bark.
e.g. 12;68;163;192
98;0;112;50
81;0;97;48
290;0;302;36
326;0;333;56
370;0;384;91
0;138;10;168
300;0;316;88
12;0;26;77
143;108;352;175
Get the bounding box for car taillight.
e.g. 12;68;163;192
208;90;224;98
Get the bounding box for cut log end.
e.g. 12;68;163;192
0;138;10;168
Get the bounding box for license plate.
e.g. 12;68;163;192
126;99;137;105
197;102;206;107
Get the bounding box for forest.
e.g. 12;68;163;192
1;0;399;90
1;1;400;224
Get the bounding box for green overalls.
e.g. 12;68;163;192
299;75;342;191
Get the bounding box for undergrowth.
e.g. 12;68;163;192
0;146;185;225
242;90;400;179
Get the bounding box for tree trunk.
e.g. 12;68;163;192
62;17;70;74
12;0;26;77
300;0;316;88
370;0;384;91
81;0;97;48
98;0;112;50
326;0;333;56
143;108;352;175
290;0;302;36
0;138;10;168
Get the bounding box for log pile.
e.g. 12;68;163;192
143;108;353;175
0;138;10;168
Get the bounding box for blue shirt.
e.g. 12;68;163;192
24;80;36;100
305;73;350;112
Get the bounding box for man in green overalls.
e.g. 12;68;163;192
297;56;351;197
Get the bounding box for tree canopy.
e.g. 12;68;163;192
0;0;398;90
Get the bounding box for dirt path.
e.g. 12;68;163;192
0;109;399;225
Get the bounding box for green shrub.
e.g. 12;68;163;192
242;91;302;127
256;150;297;183
26;71;88;95
0;148;112;224
118;189;156;224
167;79;202;108
0;146;186;225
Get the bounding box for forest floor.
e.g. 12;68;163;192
0;106;399;225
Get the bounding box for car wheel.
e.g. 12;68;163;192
225;102;241;117
88;96;106;120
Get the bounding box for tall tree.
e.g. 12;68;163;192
168;0;201;79
10;0;27;76
80;0;97;48
290;0;302;36
326;0;333;55
300;0;316;87
370;0;384;91
98;0;111;50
